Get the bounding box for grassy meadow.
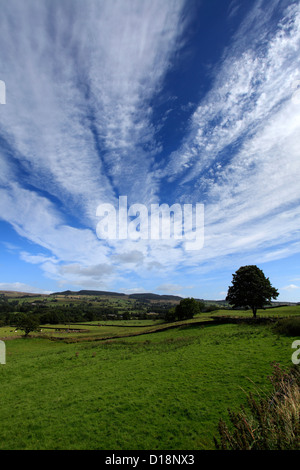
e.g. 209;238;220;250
0;305;299;450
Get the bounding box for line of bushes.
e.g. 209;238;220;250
273;316;300;336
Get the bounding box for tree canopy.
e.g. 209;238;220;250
226;265;279;318
175;297;204;321
15;313;40;337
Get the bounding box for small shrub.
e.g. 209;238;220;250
214;363;300;450
203;305;220;313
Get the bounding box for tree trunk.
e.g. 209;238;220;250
252;307;257;318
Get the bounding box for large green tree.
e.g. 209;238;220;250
226;265;279;318
15;313;40;337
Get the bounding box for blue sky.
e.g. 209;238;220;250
0;0;300;301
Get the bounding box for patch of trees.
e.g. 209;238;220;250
0;299;164;326
0;295;225;326
166;298;205;322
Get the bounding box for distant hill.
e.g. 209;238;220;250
1;289;298;305
52;290;182;302
0;290;44;298
128;293;183;301
52;289;126;297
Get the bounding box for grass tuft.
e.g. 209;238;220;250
214;363;300;450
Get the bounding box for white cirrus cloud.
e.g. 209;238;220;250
157;1;300;268
0;0;186;223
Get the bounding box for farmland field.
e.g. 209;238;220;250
0;306;299;450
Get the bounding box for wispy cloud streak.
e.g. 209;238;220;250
159;1;300;265
0;0;186;221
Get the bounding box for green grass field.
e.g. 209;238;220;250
0;307;299;450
